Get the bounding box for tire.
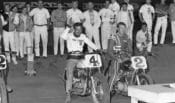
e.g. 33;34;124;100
0;78;7;103
133;73;154;85
91;73;110;103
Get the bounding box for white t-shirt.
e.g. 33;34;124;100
118;11;130;27
99;8;114;23
61;28;98;52
66;8;84;23
109;2;120;16
29;8;50;25
139;4;155;21
136;30;148;43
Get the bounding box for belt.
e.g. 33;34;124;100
67;51;84;60
34;24;47;26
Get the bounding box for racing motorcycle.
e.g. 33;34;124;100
0;55;8;103
109;46;154;96
64;51;110;103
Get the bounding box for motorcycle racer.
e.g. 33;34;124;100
61;23;98;103
104;22;132;84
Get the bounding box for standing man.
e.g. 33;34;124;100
29;0;50;58
99;0;114;50
139;0;155;53
51;2;67;56
169;0;175;44
0;14;3;53
17;6;35;75
154;0;168;46
2;4;18;64
117;2;132;32
124;0;135;40
11;5;20;57
83;2;101;52
109;0;120;35
66;0;84;26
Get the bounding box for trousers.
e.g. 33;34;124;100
34;26;48;57
144;19;153;52
3;30;17;64
53;27;65;55
19;32;33;58
171;21;175;43
101;22;112;50
85;26;101;52
14;31;20;56
3;31;15;52
154;16;168;44
65;59;79;93
136;42;152;52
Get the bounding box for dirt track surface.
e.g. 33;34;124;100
7;44;175;103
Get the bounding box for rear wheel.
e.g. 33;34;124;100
91;73;110;103
0;78;7;103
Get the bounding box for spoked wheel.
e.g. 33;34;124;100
133;73;154;85
91;73;110;103
0;78;7;103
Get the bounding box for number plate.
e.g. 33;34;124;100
131;56;147;70
76;54;102;68
0;55;7;70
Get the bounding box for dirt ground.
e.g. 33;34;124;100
7;44;175;103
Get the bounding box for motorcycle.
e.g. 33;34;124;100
109;46;154;96
64;51;110;103
0;55;8;103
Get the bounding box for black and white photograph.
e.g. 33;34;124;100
0;0;175;103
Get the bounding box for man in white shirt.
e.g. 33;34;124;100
139;0;155;52
109;0;120;35
61;23;98;103
99;0;114;50
83;2;101;52
117;3;132;31
66;0;84;26
154;0;168;46
136;22;152;54
2;4;18;64
124;0;135;40
29;0;50;58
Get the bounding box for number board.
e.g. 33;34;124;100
0;55;7;70
76;54;102;68
131;56;147;70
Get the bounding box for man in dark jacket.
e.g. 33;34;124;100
104;22;132;89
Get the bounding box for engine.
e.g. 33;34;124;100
72;68;91;95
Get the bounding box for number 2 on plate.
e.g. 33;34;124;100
134;57;144;68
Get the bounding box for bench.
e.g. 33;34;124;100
128;84;175;103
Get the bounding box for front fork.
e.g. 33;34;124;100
130;69;146;85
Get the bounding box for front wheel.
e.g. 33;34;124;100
91;73;110;103
133;73;154;85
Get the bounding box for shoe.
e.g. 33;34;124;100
159;44;163;47
6;85;13;93
154;44;158;46
148;52;153;56
65;93;71;103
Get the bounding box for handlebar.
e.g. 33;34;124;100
68;50;106;55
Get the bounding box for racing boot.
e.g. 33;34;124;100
65;92;71;103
